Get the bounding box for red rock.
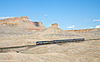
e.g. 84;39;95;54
0;16;45;31
66;28;100;33
51;23;58;27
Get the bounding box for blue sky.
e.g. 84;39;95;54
0;0;100;30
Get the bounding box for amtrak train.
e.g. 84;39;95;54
36;41;54;45
36;38;85;45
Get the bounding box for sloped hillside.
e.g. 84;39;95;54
66;28;100;33
66;28;100;39
0;16;45;37
1;39;99;62
0;16;45;30
37;23;82;40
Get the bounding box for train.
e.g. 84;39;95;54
36;41;54;45
36;38;85;45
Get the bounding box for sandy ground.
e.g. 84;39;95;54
0;29;100;62
0;39;100;62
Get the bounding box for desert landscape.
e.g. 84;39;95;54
0;16;100;62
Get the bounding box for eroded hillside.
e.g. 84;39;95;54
0;16;100;62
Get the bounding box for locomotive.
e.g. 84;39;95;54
36;41;54;45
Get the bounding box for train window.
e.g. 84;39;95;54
34;22;39;27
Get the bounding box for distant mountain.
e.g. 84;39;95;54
37;23;82;40
0;16;99;39
0;16;45;37
66;28;100;39
0;16;45;31
66;28;100;33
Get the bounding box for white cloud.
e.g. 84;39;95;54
29;19;33;21
67;25;75;29
0;16;11;19
96;25;100;28
93;19;100;22
44;14;48;17
90;27;94;28
0;17;10;18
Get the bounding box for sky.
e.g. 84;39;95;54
0;0;100;30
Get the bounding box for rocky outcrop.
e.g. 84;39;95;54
66;28;100;33
0;16;45;31
37;23;82;40
50;23;58;27
0;16;46;37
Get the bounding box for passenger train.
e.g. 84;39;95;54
36;38;85;45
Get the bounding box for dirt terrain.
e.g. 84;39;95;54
0;39;100;62
0;17;100;62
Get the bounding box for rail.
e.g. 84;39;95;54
0;38;100;51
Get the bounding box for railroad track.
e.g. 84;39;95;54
0;38;100;53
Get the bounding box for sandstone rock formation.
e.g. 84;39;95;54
66;28;100;33
0;16;45;31
66;28;100;39
0;16;46;37
0;17;100;62
37;23;82;40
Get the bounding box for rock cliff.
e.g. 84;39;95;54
0;16;46;37
37;23;82;40
66;28;100;33
0;16;45;31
